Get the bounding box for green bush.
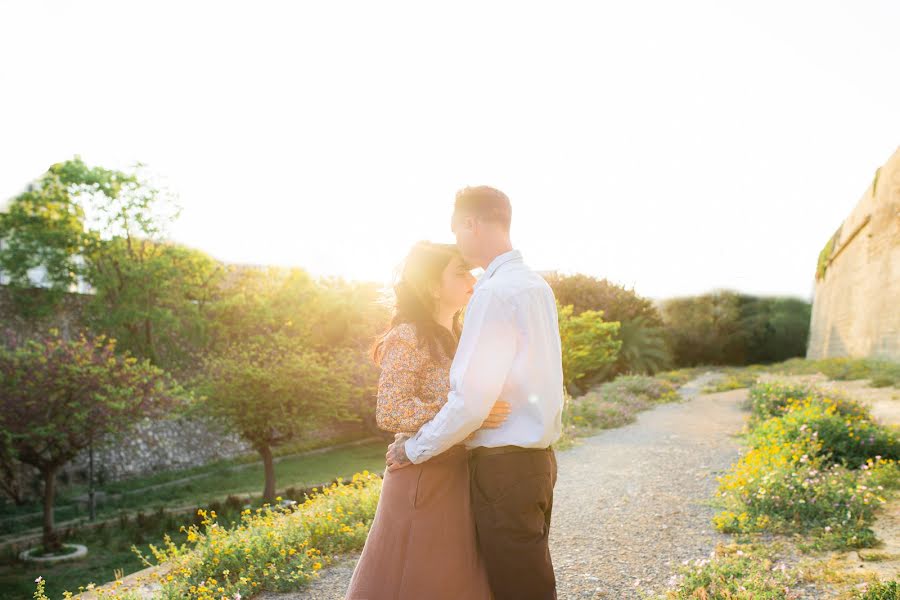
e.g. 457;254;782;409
149;472;379;599
545;273;671;377
747;382;868;423
747;382;820;421
660;292;811;367
558;303;621;394
748;385;899;468
714;382;900;549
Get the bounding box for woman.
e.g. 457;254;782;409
344;241;506;600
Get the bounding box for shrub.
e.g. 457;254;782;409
714;382;900;549
545;273;670;376
557;303;621;393
747;382;868;425
660;292;810;367
749;396;899;468
133;472;383;599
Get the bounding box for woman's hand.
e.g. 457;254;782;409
479;400;511;430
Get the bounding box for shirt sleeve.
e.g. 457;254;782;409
375;326;438;433
404;288;517;464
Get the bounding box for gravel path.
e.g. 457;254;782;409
258;374;749;600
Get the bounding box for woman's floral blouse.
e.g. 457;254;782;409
376;322;453;434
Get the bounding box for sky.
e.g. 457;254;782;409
1;1;898;301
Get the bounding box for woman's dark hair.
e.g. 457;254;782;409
373;241;464;365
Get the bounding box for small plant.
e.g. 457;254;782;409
657;542;800;599
704;371;759;393
856;580;899;600
32;576;48;600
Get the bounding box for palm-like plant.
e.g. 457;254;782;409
615;315;671;375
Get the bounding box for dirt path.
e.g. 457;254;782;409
258;374;750;599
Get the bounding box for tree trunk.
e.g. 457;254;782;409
41;467;61;552
259;445;276;505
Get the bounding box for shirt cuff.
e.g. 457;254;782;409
404;436;426;464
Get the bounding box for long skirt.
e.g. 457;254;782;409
344;444;492;600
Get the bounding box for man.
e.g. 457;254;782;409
386;185;564;600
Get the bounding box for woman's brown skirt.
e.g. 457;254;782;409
344;444;492;600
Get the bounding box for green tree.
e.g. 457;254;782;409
660;291;743;366
558;303;621;394
194;335;359;503
545;273;669;375
545;273;662;325
207;266;322;349
206;266;383;431
198;266;383;501
0;168;88;318
0;329;182;552
616;315;671;375
0;156;223;373
83;236;222;376
660;291;811;367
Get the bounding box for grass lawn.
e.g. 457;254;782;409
1;438;389;537
703;357;900;394
0;440;389;600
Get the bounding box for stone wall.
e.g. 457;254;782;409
64;416;250;485
62;417;368;486
807;147;900;360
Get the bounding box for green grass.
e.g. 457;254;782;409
0;440;389;600
697;358;900;394
771;357;900;388
0;437;387;537
1;512;176;600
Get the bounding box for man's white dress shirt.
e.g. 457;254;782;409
404;249;564;464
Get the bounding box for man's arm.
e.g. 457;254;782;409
402;288;517;464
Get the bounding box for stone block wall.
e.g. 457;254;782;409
807;147;900;360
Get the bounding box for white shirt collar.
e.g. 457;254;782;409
474;249;522;290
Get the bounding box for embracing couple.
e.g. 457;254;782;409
344;186;564;600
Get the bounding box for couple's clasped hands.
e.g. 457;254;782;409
385;400;511;472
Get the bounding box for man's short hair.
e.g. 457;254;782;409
453;185;512;231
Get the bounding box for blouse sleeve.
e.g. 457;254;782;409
375;324;440;433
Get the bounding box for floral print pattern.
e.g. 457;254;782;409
375;323;452;434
